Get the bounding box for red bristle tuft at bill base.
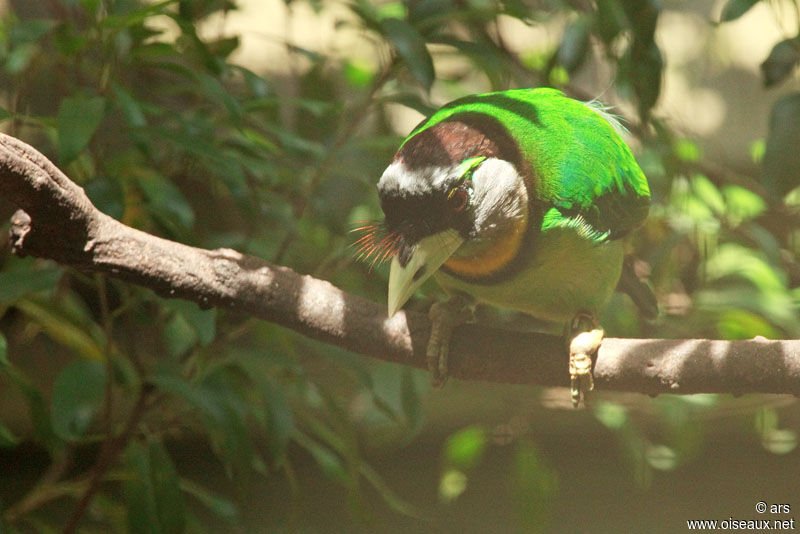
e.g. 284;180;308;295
350;220;400;267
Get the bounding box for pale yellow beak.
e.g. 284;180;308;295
387;230;464;317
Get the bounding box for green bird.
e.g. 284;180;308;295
361;87;652;405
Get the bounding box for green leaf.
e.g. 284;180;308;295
594;401;628;429
50;359;106;441
180;479;239;523
439;469;467;502
719;0;760;23
645;444;678;471
0;331;8;367
722;185;766;224
380;18;435;91
16;299;105;361
691;174;725;215
294;432;348;481
151;369;255;473
0;364;60;451
717;309;780;339
149;440;186;533
343;58;375;88
102;0;179;29
400;367;422;432
673;138;701;162
57;95;106;164
0;265;61;307
513;441;557;530
132;168;195;232
124;441;159;534
557;16;591;73
762;93;800;198
760;38;800;88
378;92;436;116
0;421;20;448
631;42;663;119
113;84;147;127
762;429;798;455
9;19;57;45
263;379;294;462
443;426;487;471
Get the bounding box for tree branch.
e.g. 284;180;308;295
2;133;800;395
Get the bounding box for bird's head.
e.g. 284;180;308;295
375;121;529;316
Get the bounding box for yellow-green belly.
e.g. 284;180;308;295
434;227;624;323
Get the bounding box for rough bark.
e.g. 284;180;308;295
2;133;800;395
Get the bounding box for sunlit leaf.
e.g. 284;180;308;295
439;469;467;502
722;185;766;224
377;1;407;20
717;309;779;339
343;58;375;88
762;429;798;455
692;174;725;215
594;401;628;429
50;359;106;441
645;444;678;471
704;244;785;291
57;95;106;164
444;426;487;471
673;139;701;162
750;139;766;163
548;65;569;87
16;299;105;361
755;407;778;435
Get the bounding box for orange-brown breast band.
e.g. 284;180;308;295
443;212;528;278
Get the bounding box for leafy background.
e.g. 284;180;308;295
0;0;799;532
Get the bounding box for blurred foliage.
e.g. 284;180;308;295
0;0;797;531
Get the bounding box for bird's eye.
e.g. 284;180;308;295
448;188;469;213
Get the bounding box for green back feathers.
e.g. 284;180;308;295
403;88;651;242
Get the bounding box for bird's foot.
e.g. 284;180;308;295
427;295;474;388
566;313;604;408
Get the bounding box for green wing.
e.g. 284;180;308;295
404;88;651;243
531;92;650;243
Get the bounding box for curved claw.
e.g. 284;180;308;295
427;296;474;388
569;329;603;407
566;313;604;408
